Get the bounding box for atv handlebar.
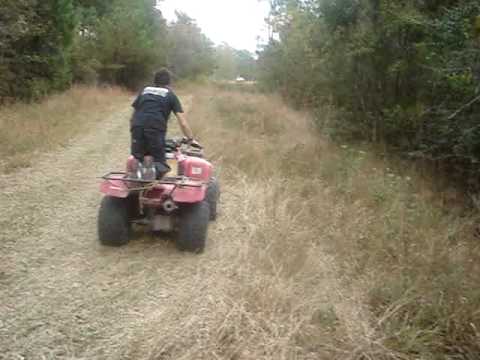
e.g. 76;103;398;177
166;137;203;150
188;139;203;149
181;137;203;149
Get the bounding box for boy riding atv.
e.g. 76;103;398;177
130;68;198;179
98;69;219;252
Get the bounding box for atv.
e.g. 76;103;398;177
97;137;219;253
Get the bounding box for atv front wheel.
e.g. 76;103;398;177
206;177;220;221
177;200;210;253
98;196;131;246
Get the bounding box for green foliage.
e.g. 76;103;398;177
71;0;169;89
214;44;257;80
0;0;76;101
235;50;257;80
0;0;218;100
72;0;112;17
96;0;168;88
258;0;480;356
167;12;216;80
72;5;216;87
258;0;480;188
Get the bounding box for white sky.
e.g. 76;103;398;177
157;0;270;53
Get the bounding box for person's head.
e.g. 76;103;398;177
154;68;171;87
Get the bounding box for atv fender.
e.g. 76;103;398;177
172;185;207;203
100;178;129;198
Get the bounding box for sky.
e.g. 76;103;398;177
157;0;270;53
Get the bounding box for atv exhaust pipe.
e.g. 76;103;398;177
162;199;177;213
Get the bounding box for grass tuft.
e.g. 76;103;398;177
4;82;478;358
0;85;131;173
184;84;480;359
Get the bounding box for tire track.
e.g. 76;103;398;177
0;90;371;360
0;97;224;359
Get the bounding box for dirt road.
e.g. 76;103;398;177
0;89;371;359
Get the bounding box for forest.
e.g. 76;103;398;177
0;0;256;101
3;0;479;185
258;0;480;191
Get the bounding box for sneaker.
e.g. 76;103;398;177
142;156;156;181
155;162;171;180
127;157;140;179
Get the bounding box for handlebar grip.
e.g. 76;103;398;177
190;140;203;149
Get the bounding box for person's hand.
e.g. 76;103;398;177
182;136;192;144
190;139;202;149
182;137;202;148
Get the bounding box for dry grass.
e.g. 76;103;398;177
307;137;480;358
0;85;131;173
2;83;478;359
168;84;480;359
131;85;382;359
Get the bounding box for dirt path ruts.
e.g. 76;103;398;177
0;92;371;360
0;98;221;359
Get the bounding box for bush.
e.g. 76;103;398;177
0;0;75;101
258;0;480;189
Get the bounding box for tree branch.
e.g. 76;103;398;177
447;94;480;121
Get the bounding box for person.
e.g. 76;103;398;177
130;68;195;178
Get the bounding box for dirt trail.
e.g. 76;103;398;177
0;98;196;357
0;91;371;359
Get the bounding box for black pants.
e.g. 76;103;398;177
131;127;166;166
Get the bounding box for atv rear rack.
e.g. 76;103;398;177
101;172;204;187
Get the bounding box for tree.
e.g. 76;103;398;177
0;0;75;101
214;44;237;80
234;49;257;80
214;44;257;81
167;12;215;79
71;0;169;89
258;0;480;180
95;0;168;88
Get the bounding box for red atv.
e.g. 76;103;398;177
97;138;219;253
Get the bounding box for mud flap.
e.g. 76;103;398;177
171;185;207;203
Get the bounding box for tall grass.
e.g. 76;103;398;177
7;83;477;358
318;144;480;358
139;86;358;359
0;86;131;173
170;84;480;359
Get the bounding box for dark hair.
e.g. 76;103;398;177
154;68;171;86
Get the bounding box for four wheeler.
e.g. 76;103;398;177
97;138;219;253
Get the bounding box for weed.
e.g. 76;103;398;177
9;82;477;358
190;83;480;359
0;86;131;172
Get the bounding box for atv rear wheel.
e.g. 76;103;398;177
206;177;220;221
98;196;131;246
177;200;210;253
